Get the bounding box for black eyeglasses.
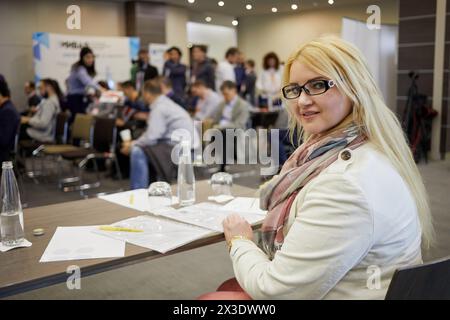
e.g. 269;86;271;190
282;79;335;99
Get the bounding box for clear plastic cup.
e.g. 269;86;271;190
148;181;172;209
210;172;233;196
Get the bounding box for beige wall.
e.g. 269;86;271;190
166;6;189;65
237;0;399;74
0;0;125;110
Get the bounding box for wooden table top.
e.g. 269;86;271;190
0;180;258;298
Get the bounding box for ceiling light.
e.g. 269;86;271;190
232;19;239;26
218;1;225;6
291;4;298;10
205;16;212;22
187;0;195;4
246;4;252;10
328;0;334;4
272;7;278;13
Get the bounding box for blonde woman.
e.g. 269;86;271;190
199;36;434;300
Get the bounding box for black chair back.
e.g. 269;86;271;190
55;112;69;144
92;117;117;153
385;256;450;299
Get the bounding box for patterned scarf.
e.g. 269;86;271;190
259;121;367;259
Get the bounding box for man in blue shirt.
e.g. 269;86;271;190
0;79;20;165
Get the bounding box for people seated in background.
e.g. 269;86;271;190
202;36;430;300
216;47;239;91
240;59;257;106
212;81;250;130
20;78;62;143
192;80;223;121
256;52;283;109
163;46;187;99
22;81;42;116
131;49;159;92
160;77;187;109
120;77;200;189
66;47;103;122
190;45;216;91
0;78;20;165
117;80;149;128
97;80;110;91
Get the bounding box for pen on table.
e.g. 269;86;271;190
99;226;143;232
129;193;134;205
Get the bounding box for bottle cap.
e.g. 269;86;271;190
33;228;45;236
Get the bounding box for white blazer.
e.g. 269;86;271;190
230;142;422;299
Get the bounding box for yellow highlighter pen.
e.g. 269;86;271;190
129;194;135;205
99;226;143;232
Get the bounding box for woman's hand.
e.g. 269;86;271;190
223;214;253;244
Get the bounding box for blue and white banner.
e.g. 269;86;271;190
149;43;169;75
33;32;140;92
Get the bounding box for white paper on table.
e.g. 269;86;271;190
92;215;213;254
98;189;178;212
40;226;125;262
150;203;264;232
222;197;267;215
0;239;32;253
208;194;235;203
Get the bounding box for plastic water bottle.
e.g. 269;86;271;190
105;66;115;90
0;161;24;246
177;140;195;206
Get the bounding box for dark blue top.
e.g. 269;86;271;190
166;91;187;109
124;96;148;112
235;64;246;88
191;59;216;91
0;99;20;164
163;60;187;97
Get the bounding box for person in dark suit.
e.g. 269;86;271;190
0;78;20;165
163;46;187;99
131;49;159;91
240;59;257;107
191;45;216;91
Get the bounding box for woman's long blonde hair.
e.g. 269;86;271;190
283;35;434;248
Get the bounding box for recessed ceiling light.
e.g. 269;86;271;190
218;1;225;6
205;16;212;22
328;0;334;4
232;19;239;26
187;0;195;4
291;4;298;10
246;4;252;10
272;7;278;13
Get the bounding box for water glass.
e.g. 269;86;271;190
210;172;233;196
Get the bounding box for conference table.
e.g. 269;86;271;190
0;180;259;298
